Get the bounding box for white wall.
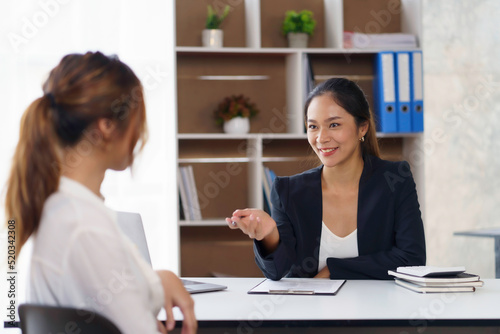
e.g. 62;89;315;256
423;0;500;278
0;1;178;328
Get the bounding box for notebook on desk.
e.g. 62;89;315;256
116;211;227;294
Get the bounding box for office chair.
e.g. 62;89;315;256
19;303;121;334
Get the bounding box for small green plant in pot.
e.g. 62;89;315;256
214;94;259;134
203;5;230;47
282;10;317;48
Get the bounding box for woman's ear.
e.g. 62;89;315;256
359;120;369;138
97;118;117;141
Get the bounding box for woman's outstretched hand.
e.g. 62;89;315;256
225;208;277;241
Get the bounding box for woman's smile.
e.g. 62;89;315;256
318;147;339;156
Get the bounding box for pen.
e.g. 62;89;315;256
269;290;315;295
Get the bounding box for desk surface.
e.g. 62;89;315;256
173;277;500;323
454;228;500;237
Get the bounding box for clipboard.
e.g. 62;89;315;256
248;278;346;295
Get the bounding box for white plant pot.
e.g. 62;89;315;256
287;32;309;48
202;29;223;48
223;117;250;134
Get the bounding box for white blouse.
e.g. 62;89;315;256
29;177;164;334
317;222;359;272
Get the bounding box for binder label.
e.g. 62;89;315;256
397;53;410;102
381;53;395;103
413;52;423;100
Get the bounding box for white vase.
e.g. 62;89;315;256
202;29;223;48
223;117;250;134
287;32;309;48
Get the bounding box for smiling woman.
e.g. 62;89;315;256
226;78;426;280
307;95;368;170
304;78;380;163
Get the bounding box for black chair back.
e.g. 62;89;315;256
19;303;121;334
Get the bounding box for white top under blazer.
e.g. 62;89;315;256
29;177;164;334
317;222;359;272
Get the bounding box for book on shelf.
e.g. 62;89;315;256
268;168;276;184
303;54;315;102
262;168;272;213
343;31;417;49
262;167;277;213
178;165;202;221
178;166;192;220
394;279;477;294
265;167;276;191
178;192;185;221
186;165;202;221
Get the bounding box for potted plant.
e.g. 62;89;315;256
203;5;230;48
282;10;317;48
214;94;259;134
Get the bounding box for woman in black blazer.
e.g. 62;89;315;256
226;78;426;280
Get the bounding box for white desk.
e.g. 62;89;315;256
172;277;500;333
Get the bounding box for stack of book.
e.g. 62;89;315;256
343;31;417;49
177;165;202;221
262;167;276;214
388;266;483;293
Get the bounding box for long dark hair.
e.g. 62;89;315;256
5;51;148;255
304;78;380;158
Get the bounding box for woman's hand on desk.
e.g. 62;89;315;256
315;266;331;279
156;270;197;334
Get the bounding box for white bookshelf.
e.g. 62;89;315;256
174;0;423;277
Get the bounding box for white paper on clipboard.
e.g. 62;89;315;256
248;278;345;295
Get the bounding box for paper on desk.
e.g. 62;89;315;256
248;278;345;295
